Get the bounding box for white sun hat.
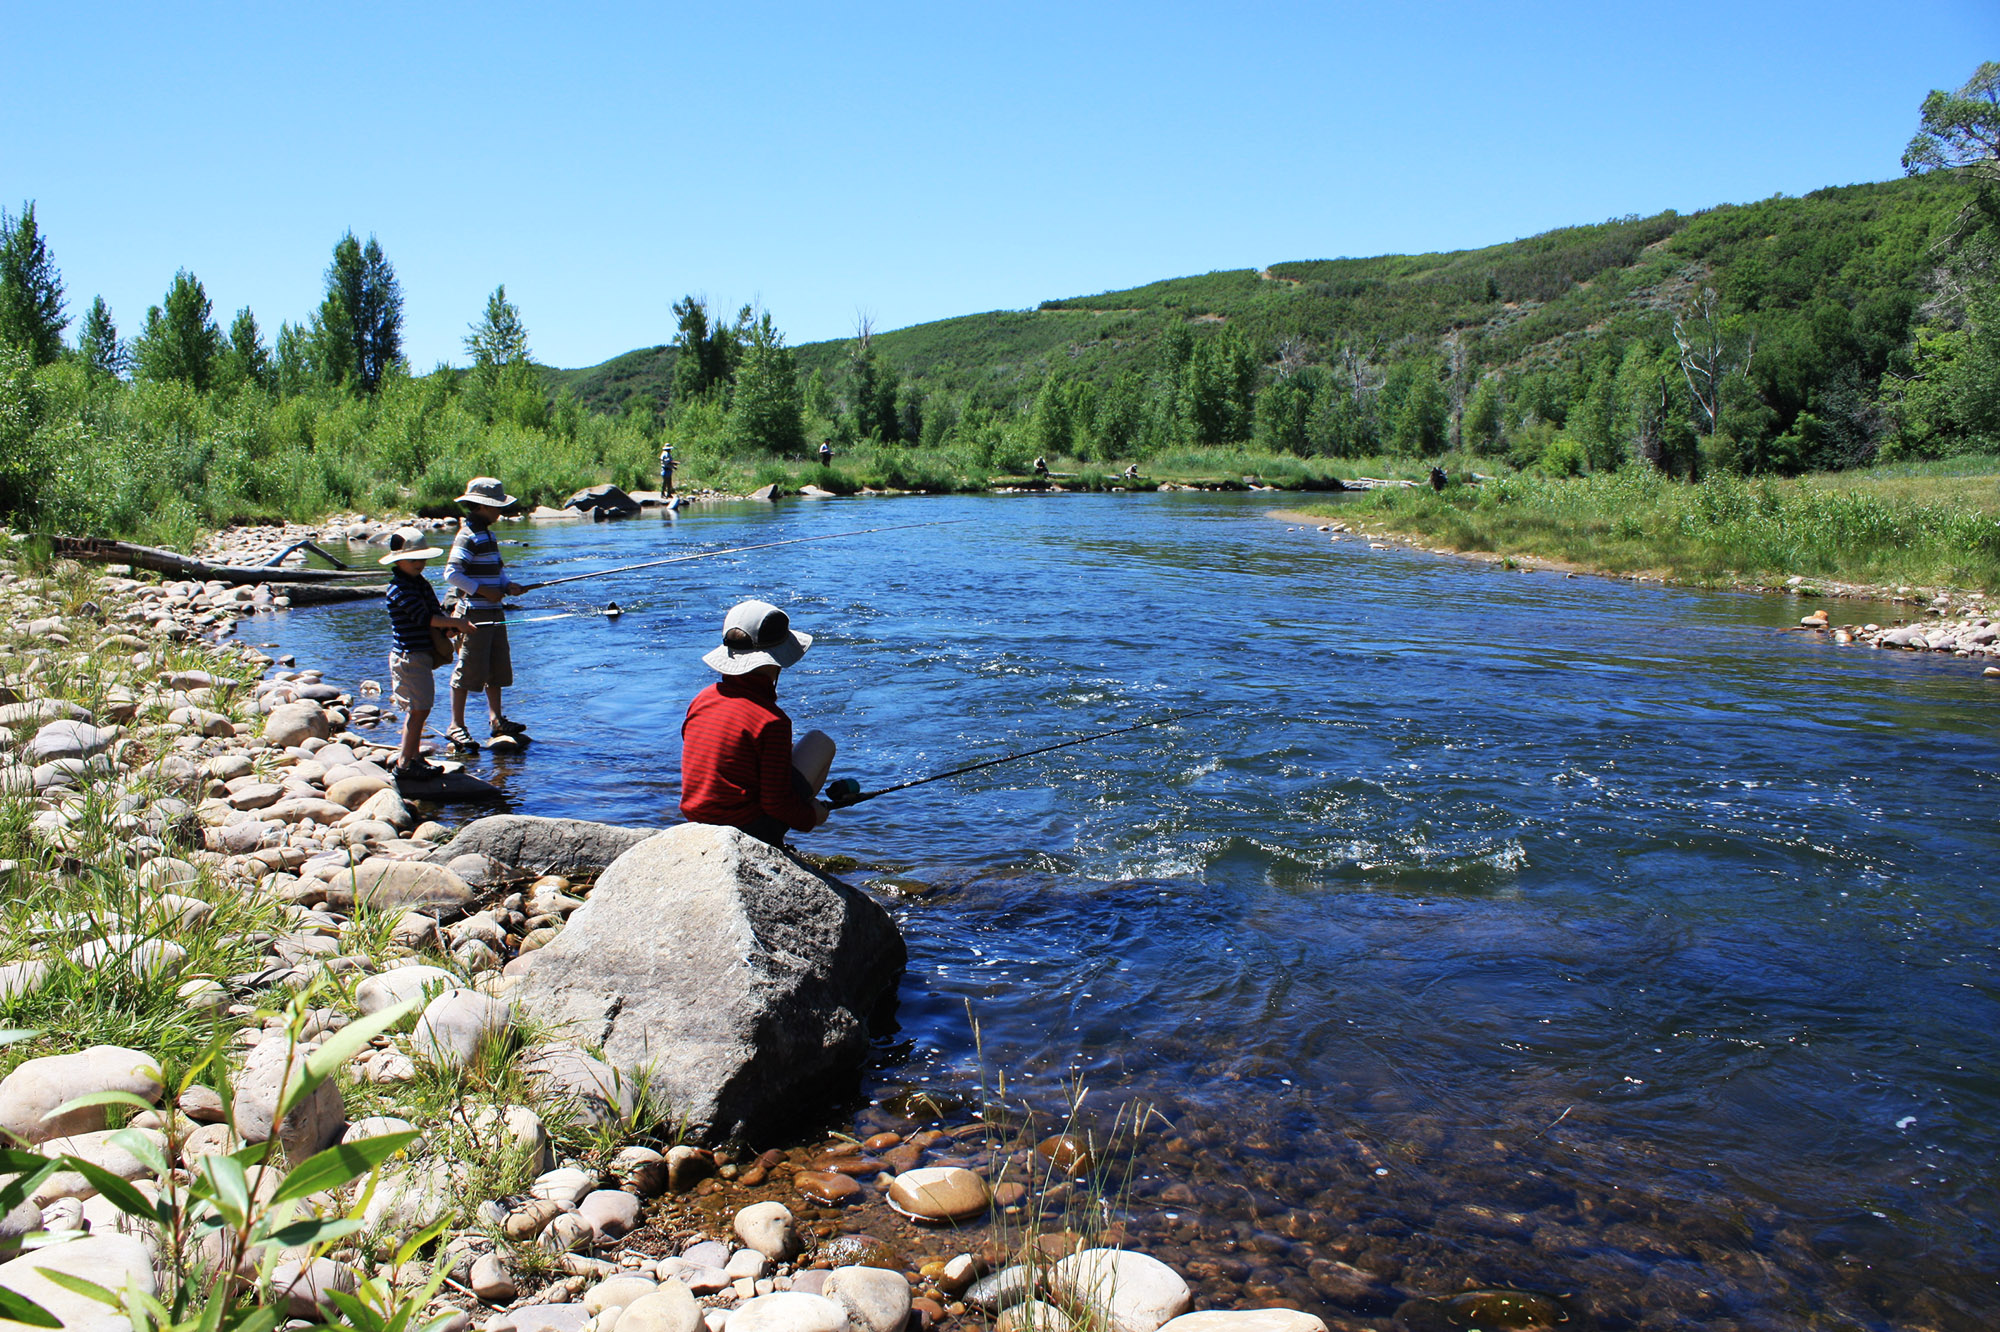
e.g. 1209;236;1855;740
701;600;812;675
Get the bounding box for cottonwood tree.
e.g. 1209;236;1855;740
221;307;273;393
78;296;126;379
0;202;67;366
672;296;747;404
730;312;804;453
464;285;542;426
1893;62;2000;453
331;233;402;392
134;271;224;390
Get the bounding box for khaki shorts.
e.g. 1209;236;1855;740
450;620;513;692
389;650;436;712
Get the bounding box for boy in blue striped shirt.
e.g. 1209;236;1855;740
445;476;530;750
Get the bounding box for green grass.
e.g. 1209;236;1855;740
1312;462;2000;592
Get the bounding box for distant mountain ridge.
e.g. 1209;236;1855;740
545;172;1967;420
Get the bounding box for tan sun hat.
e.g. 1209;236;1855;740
702;600;812;675
377;528;446;565
455;476;518;507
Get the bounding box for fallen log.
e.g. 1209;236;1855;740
267;581;387;605
53;536;383;585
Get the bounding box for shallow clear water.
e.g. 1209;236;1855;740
273;494;2000;1329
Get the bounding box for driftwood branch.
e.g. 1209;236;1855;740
52;537;383;585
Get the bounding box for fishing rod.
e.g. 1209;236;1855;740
824;707;1220;809
516;520;964;592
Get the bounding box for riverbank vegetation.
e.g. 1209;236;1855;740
1322;460;2000;592
1;66;1996;549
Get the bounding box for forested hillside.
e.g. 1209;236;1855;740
553;167;1992;474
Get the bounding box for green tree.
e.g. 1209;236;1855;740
848;344;882;440
1891;62;2000;454
274;321;310;397
1462;374;1504;454
872;361;902;443
78;296;126;379
464;285;541;427
218;306;273;393
466;284;530;369
0;202;67;366
1902;61;2000;184
1253;368;1315;455
1384;358;1448;456
1180;328;1256;445
134;270;223;390
308;288;356;388
803;367;834;423
729;312;804;453
1031;374;1071;456
321;232;403;393
671;296;747;404
896;380;925;447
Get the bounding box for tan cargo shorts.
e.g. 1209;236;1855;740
450;620;513;693
389;650;436;712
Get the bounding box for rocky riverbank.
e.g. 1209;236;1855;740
0;549;1345;1332
1785;598;2000;669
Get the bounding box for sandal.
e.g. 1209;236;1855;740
490;716;530;738
394;757;442;781
445;725;479;751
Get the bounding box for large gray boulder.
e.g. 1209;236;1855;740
424;815;660;877
562;484;641;518
512;823;904;1141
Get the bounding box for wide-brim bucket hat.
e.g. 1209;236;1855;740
455;476;519;507
378;528;447;565
702;600;812;674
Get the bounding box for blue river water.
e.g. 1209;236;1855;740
270;493;2000;1329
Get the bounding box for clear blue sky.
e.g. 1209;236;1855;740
5;2;1994;371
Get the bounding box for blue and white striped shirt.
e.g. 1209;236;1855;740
445;521;509;621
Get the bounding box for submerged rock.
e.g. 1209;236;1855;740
512;824;905;1140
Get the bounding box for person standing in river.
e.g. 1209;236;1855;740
660;443;676;496
680;599;835;847
380;531;474;780
444;476;531;750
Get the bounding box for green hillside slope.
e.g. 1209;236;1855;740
549;171;1978;472
559;174;1961;405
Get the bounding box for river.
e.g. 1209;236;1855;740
271;493;2000;1330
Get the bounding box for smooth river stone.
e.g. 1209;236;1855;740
1049;1249;1190;1332
793;1170;859;1205
997;1303;1077;1332
1158;1314;1328;1332
732;1201;799;1260
727;1293;848;1332
886;1166;988;1223
808;1154;882;1177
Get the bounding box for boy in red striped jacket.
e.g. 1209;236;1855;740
680;600;835;846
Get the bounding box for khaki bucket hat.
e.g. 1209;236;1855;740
377;528;446;565
455;476;518;507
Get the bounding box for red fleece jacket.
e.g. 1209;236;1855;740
679;673;818;833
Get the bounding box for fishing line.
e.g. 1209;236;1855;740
516;519;965;591
826;707;1221;809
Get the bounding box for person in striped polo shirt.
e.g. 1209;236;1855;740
445;476;531;750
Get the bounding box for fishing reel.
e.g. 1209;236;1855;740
824;778;864;809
